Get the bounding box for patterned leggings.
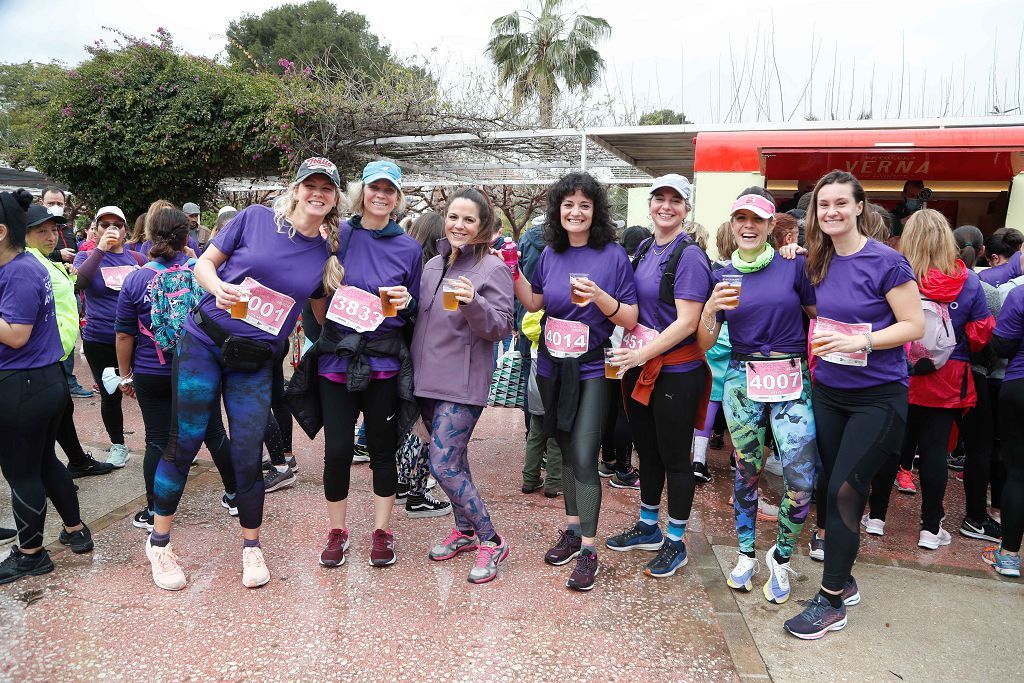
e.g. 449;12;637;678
397;431;431;496
419;399;495;541
722;358;818;559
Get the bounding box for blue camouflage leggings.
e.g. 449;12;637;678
723;358;818;559
419;399;495;541
154;331;273;529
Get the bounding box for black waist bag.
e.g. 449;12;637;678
221;335;273;371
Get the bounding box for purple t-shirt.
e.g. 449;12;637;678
634;235;712;372
716;254;815;356
73;248;142;344
185;205;329;347
319;219;424;376
135;237;200;260
115;253;189;376
530;242;638;381
945;270;991;363
995;285;1024;382
979;251;1022;287
813;239;916;389
0;252;63;370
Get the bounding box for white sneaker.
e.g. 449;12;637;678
242;546;271;588
918;527;952;550
107;444;130;468
762;544;798;604
726;553;759;592
426;476;437;491
764;450;784;477
860;514;885;536
145;537;186;591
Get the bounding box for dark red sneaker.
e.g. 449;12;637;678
566;549;599;591
544;529;582;566
319;528;349;567
369;528;396;567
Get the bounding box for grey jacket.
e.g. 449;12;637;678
411;239;514;406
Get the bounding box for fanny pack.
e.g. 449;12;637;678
195;308;274;372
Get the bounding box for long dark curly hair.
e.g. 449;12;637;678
543;172;617;253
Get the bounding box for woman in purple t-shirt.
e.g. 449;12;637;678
0;190;92;585
781;171;924;641
515;172;639;592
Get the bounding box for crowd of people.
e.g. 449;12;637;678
1;155;1021;641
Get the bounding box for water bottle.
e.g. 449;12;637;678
500;237;519;281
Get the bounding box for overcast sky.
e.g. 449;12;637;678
1;0;1022;123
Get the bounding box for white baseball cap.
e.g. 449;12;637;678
649;174;692;201
94;206;127;224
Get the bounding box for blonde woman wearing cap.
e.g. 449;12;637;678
72;206;146;468
604;173;713;579
144;158;339;591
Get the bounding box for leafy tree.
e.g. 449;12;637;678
34;29;284;218
486;0;610;127
0;61;66;168
638;108;691;126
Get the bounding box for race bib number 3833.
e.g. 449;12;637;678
240;277;295;337
545;317;589;358
326;285;385;333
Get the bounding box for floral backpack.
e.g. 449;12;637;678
138;259;204;364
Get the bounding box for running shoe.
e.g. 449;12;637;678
405;492;452;518
221;494;239;517
58;525;94;554
319;529;349;567
285;454;298;472
692;461;713;485
709;431;725;450
544;529;582;566
263;466;296;493
369;529;397;566
727;553;759;592
107;444;130;468
521;481;544;494
729;450;737;471
395;481;409;503
842;576;861;606
783;593;847;640
352;444;370;464
860;514;885;536
132;508;154;531
426;476;437;491
145;537;186;591
605;522;664;552
808;531;825;562
644;538;687;578
609;467;640;490
598;461;616;478
946;452;965;471
764;450;784;477
981;545;1021;578
918;527;952;550
762;545;797;604
468;535;509;584
894;467;917;494
241;546;271;588
0;547;54;585
960;516;1002;543
66;454;115;478
566;549;599;591
70;385;94;398
544;485;563;498
757;496;780;522
430;528;478;561
0;527;16;546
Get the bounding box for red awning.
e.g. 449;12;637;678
759;146;1024;182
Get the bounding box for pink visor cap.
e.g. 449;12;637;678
730;194;776;219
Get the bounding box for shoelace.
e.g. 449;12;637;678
773;560;799;588
372;532;392;551
474;544;500;568
441;529;467;546
153;546;180;573
735;555;760;577
243;547;264;568
327;530;346;547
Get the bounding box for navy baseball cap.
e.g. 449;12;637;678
296;157;342;188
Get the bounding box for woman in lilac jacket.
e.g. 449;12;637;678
410;188;514;584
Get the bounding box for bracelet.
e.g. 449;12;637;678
701;311;717;334
862;332;874;354
606;299;621;318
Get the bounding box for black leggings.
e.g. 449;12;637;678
998;379;1024;553
538;375;609;538
0;364;81;549
960;371;996;521
82;340;124;445
55;391;89;466
988;379;1007;510
600;378;633;472
623;366;705;522
271;352;293;454
134;373;236;511
320;376;399;501
814;381;907;592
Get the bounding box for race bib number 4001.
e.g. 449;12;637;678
100;265;137;291
745;358;803;403
240;277;295;337
326;285;385;333
544;317;589;358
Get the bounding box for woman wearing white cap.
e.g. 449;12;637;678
604;174;713;578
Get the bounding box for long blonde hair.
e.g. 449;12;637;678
144;199;174;243
900;209;959;283
715;220;735;259
684;220;708;250
270;180;344;294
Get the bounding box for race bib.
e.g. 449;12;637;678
544;317;589;358
326;285;385;333
746;359;803;403
621;323;659;366
100;265;136;291
240;277;295;337
814;317;871;367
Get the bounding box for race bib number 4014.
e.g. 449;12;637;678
545;317;589;358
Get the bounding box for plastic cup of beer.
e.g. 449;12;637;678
604;348;621;379
811;340;828;356
570;273;590;305
442;279;460;311
721;274;743;309
379;286;398;317
230;289;250;319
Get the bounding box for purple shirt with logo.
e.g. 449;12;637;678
979;251;1022;287
995;285;1024;382
116;253;189;376
0;252;63;370
185;205;329;347
73;249;141;344
946;270;991;363
716;254;815;356
529;242;638;381
634;234;713;372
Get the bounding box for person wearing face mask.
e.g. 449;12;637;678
39;187;77;265
889;179;926;237
145;158;338;591
72;206;147;468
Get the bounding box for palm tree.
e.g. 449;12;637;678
486;0;611;128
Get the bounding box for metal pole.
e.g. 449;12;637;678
580;131;588;171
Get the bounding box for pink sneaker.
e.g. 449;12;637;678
429;528;478;561
895;468;917;494
468;535;509;584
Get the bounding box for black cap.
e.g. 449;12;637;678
26;204;67;228
295;157;342;188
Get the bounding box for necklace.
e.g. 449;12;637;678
651;232;681;257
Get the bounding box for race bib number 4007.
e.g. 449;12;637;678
745;359;803;403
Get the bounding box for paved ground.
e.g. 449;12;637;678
1;375;1022;681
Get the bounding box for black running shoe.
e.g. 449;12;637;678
709;431;724;450
405;493;452;518
132;508;154;531
693;461;713;485
544;529;582;566
58;525;94;554
0;527;16;546
959;516;1002;543
67;455;115;478
263;466;296;493
0;547;54;585
566;549;599;591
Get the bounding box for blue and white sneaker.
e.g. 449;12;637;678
644;538;687;578
762;544;797;604
606;522;664;552
783;593;847;640
842;576;861;606
727;553;759;592
982;545;1021;578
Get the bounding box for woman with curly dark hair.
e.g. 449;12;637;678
513;172;638;591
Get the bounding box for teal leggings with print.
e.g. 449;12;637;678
722;357;818;559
